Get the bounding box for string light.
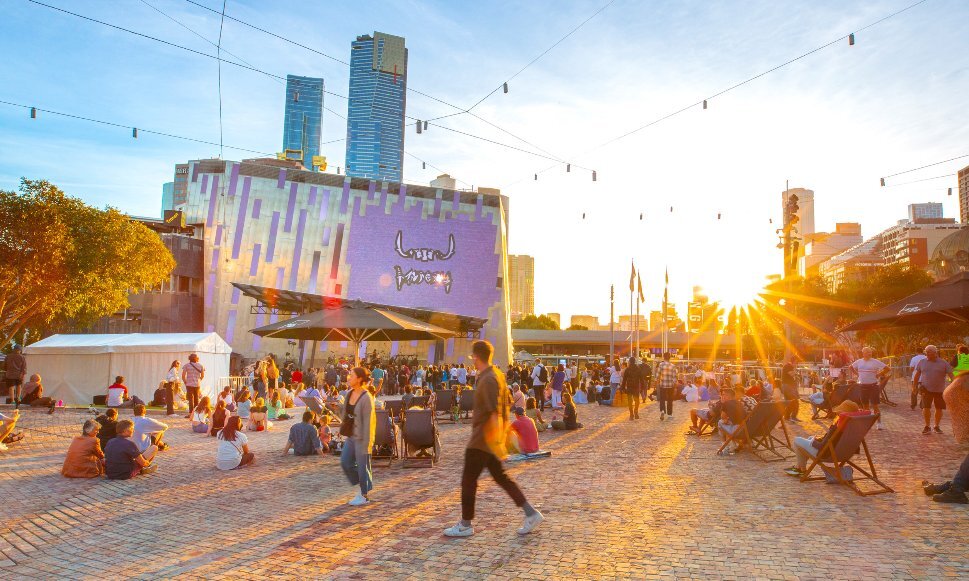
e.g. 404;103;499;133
703;100;708;109
30;107;37;119
566;163;570;172
132;127;138;138
503;82;509;94
416;120;422;134
848;33;855;46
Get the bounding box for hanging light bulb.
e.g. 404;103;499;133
503;82;509;94
30;107;37;119
769;218;773;224
592;170;597;182
534;174;538;181
717;212;721;220
848;33;855;46
582;212;586;219
132;128;138;138
416;120;422;134
670;206;673;213
337;167;341;174
423;121;428;131
703;100;708;110
639;212;643;220
880;178;885;187
949;187;953;196
422;161;426;169
566;163;571;173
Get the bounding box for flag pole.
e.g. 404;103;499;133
629;260;635;359
609;284;615;366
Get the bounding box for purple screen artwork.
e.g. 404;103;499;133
344;203;501;319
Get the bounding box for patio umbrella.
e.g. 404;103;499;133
249;300;456;362
840;271;969;331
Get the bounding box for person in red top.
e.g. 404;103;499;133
510;407;540;454
106;377;130;407
291;369;304;386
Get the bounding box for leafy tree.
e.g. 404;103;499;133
0;179;175;348
512;314;560;330
566;324;589;331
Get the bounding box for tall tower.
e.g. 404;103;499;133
508;254;535;322
781;187;815;236
282;75;324;171
345;32;407;182
958;164;969;224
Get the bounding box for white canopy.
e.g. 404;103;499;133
24;333;232;405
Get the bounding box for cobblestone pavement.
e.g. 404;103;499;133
1;397;967;580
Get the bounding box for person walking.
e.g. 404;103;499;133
444;340;543;538
913;345;955;435
165;360;181;417
530;361;548;411
181;353;205;419
341;367;376;506
621;356;642;420
5;345;26;408
850;347;889;430
781;357;800;423
655;352;677;420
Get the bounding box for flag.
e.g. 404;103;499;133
629;261;636;292
637;272;644;303
663;268;669;308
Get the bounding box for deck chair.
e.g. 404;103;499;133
459;389;475;421
302;396;339;426
800;413;893;496
371;409;399;468
401;409;440;468
878;376;896;407
434;389;457;423
384;399;404;422
745;401;793;462
410;395;428;409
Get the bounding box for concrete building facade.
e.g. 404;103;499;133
508;254;535;322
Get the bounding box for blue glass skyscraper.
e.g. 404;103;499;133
345;32;407;182
283;75;324;171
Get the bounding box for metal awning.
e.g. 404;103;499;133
232;283;488;337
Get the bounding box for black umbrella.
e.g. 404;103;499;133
840;272;969;331
250;300;456;362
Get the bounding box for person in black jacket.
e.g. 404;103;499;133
621;357;643;420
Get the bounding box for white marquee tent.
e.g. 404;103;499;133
23;333;231;405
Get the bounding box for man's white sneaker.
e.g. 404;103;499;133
443;522;474;537
348;493;369;506
517;511;544;535
876;421;884;430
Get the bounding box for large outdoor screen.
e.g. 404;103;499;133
344;199;502;320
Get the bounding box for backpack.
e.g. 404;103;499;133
537;364;549;384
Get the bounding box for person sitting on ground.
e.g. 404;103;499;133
217;385;235;412
784;401;869;477
510;407;540;454
511;383;527;410
216;416;254;470
524;397;547;432
276;384;294;408
132;404;169;453
104;419;157;479
106;376;132;408
597;383;615;406
717;388;747;454
151;382;167;408
94;408;118;450
267;390;289;421
683;381;699;403
191;396;213;434
688;396;723;436
236;389;252;421
401;384;414;409
20;374;44;406
283;410;324;456
573;384;589;404
0;409;23;450
210;400;228;437
248;397;272;431
922;450;969;504
551;392;583;430
62;419;105;478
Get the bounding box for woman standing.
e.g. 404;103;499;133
165;360;181;417
341;367;376;506
253;361;268;402
215;416;254;470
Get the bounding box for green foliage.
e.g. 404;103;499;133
512;314;560;330
0;179;175;348
566;324;589;331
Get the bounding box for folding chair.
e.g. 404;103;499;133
384;399;404;423
458;389;475;421
800;413;894;496
371;409;399;468
878;376;896;407
746;401;793;462
434;389;457;423
302;396;338;426
401;409;440;468
410;395;428;409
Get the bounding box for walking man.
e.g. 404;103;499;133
781;357;800;423
913;345;954;435
5;345;26;408
850;347;889;430
444;340;543;538
655;352;677;420
621;356;642;420
181;353;205;419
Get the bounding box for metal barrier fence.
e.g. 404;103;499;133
218;376;249;391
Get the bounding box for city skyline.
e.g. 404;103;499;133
1;0;967;325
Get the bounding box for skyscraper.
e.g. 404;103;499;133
958;164;969;224
781;187;815;236
345;32;407;182
282;75;324;171
508;254;535;322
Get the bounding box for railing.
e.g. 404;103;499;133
218;376;250;391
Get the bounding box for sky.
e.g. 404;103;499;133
1;0;967;326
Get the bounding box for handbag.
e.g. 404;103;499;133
340;394;358;437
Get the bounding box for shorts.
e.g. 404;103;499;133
920;390;946;410
859;384;880;407
718;421;740;436
697;409;712;421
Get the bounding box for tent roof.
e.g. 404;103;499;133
840;271;969;331
24;333;232;355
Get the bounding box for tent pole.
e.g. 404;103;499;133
309;340;317;368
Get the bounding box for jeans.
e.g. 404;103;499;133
658;388;674;415
551;389;563;409
952;452;969;494
165;383;175;416
186;386;201;414
534;385;546;410
626;391;640;418
341;441;373;496
461;448;527;521
794;436;818;471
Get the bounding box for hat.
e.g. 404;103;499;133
513;406;525;415
832;400;859;414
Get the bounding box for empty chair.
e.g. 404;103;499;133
435;389;457;422
371;409;399;468
459;389;475;421
401;409;440;468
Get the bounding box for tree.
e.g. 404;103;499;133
566;324;589;331
0;179;175;348
512;314;560;330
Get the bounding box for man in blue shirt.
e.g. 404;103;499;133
371;365;386;394
283;411;323;456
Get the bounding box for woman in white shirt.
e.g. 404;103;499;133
215;416;253;470
191;396;212;434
